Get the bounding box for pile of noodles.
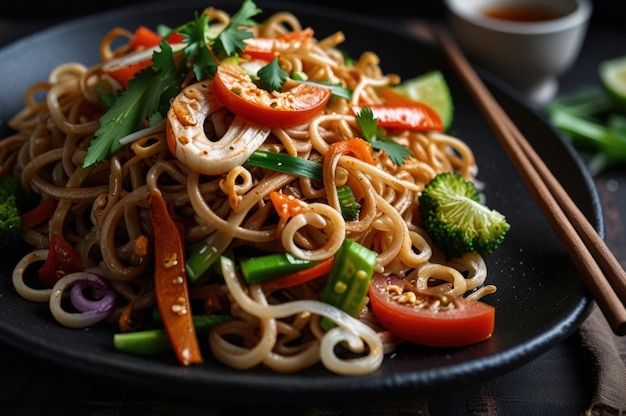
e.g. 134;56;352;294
0;6;495;375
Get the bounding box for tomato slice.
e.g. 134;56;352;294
212;63;331;128
368;273;495;347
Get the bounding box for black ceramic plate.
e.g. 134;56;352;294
0;0;601;406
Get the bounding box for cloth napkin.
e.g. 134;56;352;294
580;307;626;415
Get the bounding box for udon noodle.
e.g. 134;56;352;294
1;3;496;375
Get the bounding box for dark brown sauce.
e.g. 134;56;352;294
482;5;565;22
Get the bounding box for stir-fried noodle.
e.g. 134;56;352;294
1;4;496;375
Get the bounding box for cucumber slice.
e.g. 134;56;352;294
392;70;454;130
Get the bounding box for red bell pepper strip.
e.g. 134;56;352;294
107;26;185;87
129;25;185;50
366;105;443;132
269;191;307;220
20;197;58;231
149;188;202;366
325;138;375;166
369;87;444;132
38;235;84;287
242;28;314;61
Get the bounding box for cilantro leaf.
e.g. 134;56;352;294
83;42;179;167
212;0;261;59
309;80;352;100
180;14;219;81
356;107;412;166
257;57;288;91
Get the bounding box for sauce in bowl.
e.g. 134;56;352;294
482;5;566;22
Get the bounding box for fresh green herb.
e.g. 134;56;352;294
356;106;412;165
307;80;353;100
212;0;261;59
257;57;288;91
83;41;179;167
179;13;218;81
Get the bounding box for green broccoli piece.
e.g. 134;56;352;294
418;172;510;258
0;175;23;251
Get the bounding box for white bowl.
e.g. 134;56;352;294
444;0;593;105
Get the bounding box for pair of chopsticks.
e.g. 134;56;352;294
429;24;626;336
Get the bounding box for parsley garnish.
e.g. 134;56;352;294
83;42;179;167
257;57;288;91
356;107;412;166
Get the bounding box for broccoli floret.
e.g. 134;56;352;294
0;175;23;251
418;172;510;258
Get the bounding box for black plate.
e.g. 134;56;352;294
0;0;601;406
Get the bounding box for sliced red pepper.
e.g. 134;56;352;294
149;188;202;366
20;197;58;231
129;25;185;50
106;55;154;87
106;27;185;87
366;105;443;132
213;63;331;128
325;138;375;165
367;87;444;132
242;28;314;61
269;191;307;220
38;235;84;287
262;256;334;292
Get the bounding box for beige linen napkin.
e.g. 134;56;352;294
581;306;626;415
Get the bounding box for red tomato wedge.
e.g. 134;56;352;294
368;273;495;347
212;63;331;128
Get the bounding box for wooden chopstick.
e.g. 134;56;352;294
430;23;626;336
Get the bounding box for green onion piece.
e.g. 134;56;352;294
240;252;318;284
247;150;323;182
319;239;376;330
186;240;222;284
113;314;232;356
337;185;361;221
291;71;308;81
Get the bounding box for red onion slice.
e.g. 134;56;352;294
49;272;118;328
